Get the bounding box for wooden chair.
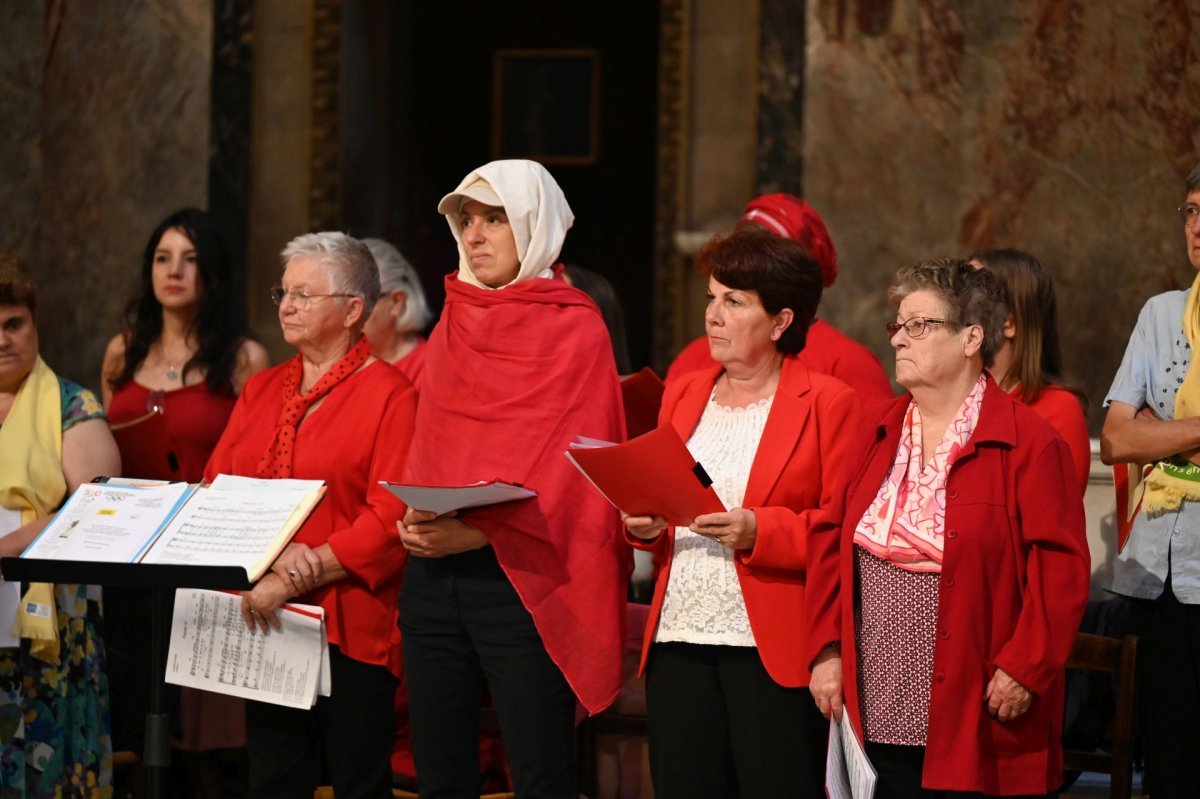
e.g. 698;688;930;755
1061;632;1138;799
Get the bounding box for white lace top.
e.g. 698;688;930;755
655;392;774;647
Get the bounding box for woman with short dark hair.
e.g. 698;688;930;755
0;254;120;798
623;228;864;798
808;257;1090;798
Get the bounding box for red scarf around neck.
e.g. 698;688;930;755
255;336;371;478
406;269;627;714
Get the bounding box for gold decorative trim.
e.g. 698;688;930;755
652;0;690;371
310;0;342;231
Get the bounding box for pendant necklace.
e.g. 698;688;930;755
166;364;179;381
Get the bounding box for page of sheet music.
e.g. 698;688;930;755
0;507;23;647
165;588;328;709
826;715;878;799
209;474;324;493
140;487;312;572
22;482;191;563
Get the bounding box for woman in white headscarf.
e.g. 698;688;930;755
398;160;626;798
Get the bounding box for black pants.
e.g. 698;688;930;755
1130;576;1200;799
245;644;396;799
866;743;1055;799
644;642;827;799
399;547;577;799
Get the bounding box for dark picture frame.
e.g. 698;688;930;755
492;49;601;165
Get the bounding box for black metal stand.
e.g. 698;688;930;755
0;558;250;799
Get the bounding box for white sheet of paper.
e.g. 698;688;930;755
826;715;877;799
165;589;327;709
381;481;537;516
140;487;314;571
209;475;324;493
318;619;331;697
0;507;23;647
22;483;191;563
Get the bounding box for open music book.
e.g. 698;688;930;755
22;474;325;582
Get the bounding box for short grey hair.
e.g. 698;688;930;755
362;238;432;332
281;232;381;317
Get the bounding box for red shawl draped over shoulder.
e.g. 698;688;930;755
405;269;626;714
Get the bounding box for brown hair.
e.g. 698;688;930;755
970;248;1084;407
0;254;36;319
695;228;823;355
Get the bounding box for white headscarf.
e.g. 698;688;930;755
438;159;575;290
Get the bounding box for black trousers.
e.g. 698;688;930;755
399;547;577;799
245;644;396;799
866;743;1055;799
1130;576;1200;799
644;641;827;799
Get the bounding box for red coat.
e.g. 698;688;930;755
665;319;895;407
1019;383;1090;495
631;356;864;687
206;359;416;677
806;376;1090;795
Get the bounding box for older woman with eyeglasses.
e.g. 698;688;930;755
807;258;1090;798
204;232;417;799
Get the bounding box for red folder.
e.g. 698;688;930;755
110;411;181;480
620;367;666;439
1114;462;1149;553
565;425;725;526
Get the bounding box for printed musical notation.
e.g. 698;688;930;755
166;588;330;709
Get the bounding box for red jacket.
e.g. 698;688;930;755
806;376;1090;795
631;356;864;687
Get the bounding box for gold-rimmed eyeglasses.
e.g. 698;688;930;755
887;317;948;339
270;286;357;309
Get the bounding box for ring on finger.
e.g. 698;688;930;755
288;568;299;578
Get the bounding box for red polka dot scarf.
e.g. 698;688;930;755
254;336;372;478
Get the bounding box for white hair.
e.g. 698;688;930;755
280;231;381;316
362;238;432;332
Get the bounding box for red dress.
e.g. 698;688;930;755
393;337;429;389
666;319;894;408
107;381;236;482
205;359;416;675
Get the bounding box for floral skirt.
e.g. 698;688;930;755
0;584;112;799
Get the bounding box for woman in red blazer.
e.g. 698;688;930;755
624;229;864;798
806;258;1090;798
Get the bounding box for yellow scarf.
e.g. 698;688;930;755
0;357;64;660
1141;272;1200;515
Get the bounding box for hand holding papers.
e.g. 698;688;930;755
380;479;537;516
565;425;725;526
166;588;330;709
23;475;325;582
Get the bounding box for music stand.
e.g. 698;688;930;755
0;558;251;799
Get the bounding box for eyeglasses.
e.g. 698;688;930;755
270;286;357;309
887;317;948;339
1179;204;1200;227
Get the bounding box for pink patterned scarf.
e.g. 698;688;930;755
853;374;987;572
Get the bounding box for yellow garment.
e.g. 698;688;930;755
0;356;64;661
1142;272;1200;516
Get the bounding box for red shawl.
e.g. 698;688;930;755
406;268;627;714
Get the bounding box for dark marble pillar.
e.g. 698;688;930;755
0;2;44;261
757;0;807;195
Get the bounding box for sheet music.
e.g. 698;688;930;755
22;483;191;563
826;714;877;799
209;475;324;493
165;588;328;709
140;487;313;572
381;480;537;516
0;507;22;647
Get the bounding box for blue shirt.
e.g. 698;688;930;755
1105;289;1200;602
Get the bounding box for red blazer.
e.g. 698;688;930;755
630;356;864;687
806;376;1090;795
